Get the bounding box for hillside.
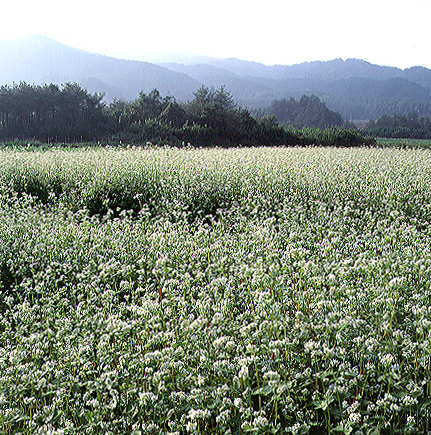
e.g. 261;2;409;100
2;35;431;120
160;58;431;118
0;35;200;102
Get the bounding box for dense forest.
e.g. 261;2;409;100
0;82;107;141
363;111;431;138
0;82;374;147
258;95;344;128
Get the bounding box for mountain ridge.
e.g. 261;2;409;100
0;34;201;102
2;34;431;120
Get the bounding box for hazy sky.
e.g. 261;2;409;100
2;0;430;69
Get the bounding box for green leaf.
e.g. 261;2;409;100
46;405;61;424
420;398;431;411
252;384;274;396
298;424;311;434
312;399;332;411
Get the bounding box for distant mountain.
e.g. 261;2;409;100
402;66;431;89
143;52;220;65
158;63;239;82
0;35;200;102
173;56;431;85
159;57;431;119
2;35;431;120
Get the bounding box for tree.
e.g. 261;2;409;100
265;95;344;128
363;111;431;139
0;82;107;141
157;101;186;128
183;85;248;143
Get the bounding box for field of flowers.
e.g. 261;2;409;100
1;145;431;434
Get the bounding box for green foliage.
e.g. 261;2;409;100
1;147;431;433
364;111;431;139
0;82;107;142
183;85;259;146
295;126;375;147
252;115;293;145
265;95;344;128
0;83;375;147
106;89;184;142
376;138;431;149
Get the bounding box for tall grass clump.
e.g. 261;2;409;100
1;145;431;434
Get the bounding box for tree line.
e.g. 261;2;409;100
363;111;431;139
0;82;107;142
0;82;373;147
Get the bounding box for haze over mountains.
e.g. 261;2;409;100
2;34;431;120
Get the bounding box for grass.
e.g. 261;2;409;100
1;145;431;434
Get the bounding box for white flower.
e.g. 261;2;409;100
254;414;269;427
238;366;249;380
348;412;361;424
402;395;418;406
188;408;211;421
216;409;231;425
186;422;197;433
214;336;228;348
263;370;280;386
234;398;242;408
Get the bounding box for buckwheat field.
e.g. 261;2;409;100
1;145;431;434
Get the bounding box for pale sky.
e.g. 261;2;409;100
1;0;430;69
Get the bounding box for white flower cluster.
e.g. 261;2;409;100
1;146;431;433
